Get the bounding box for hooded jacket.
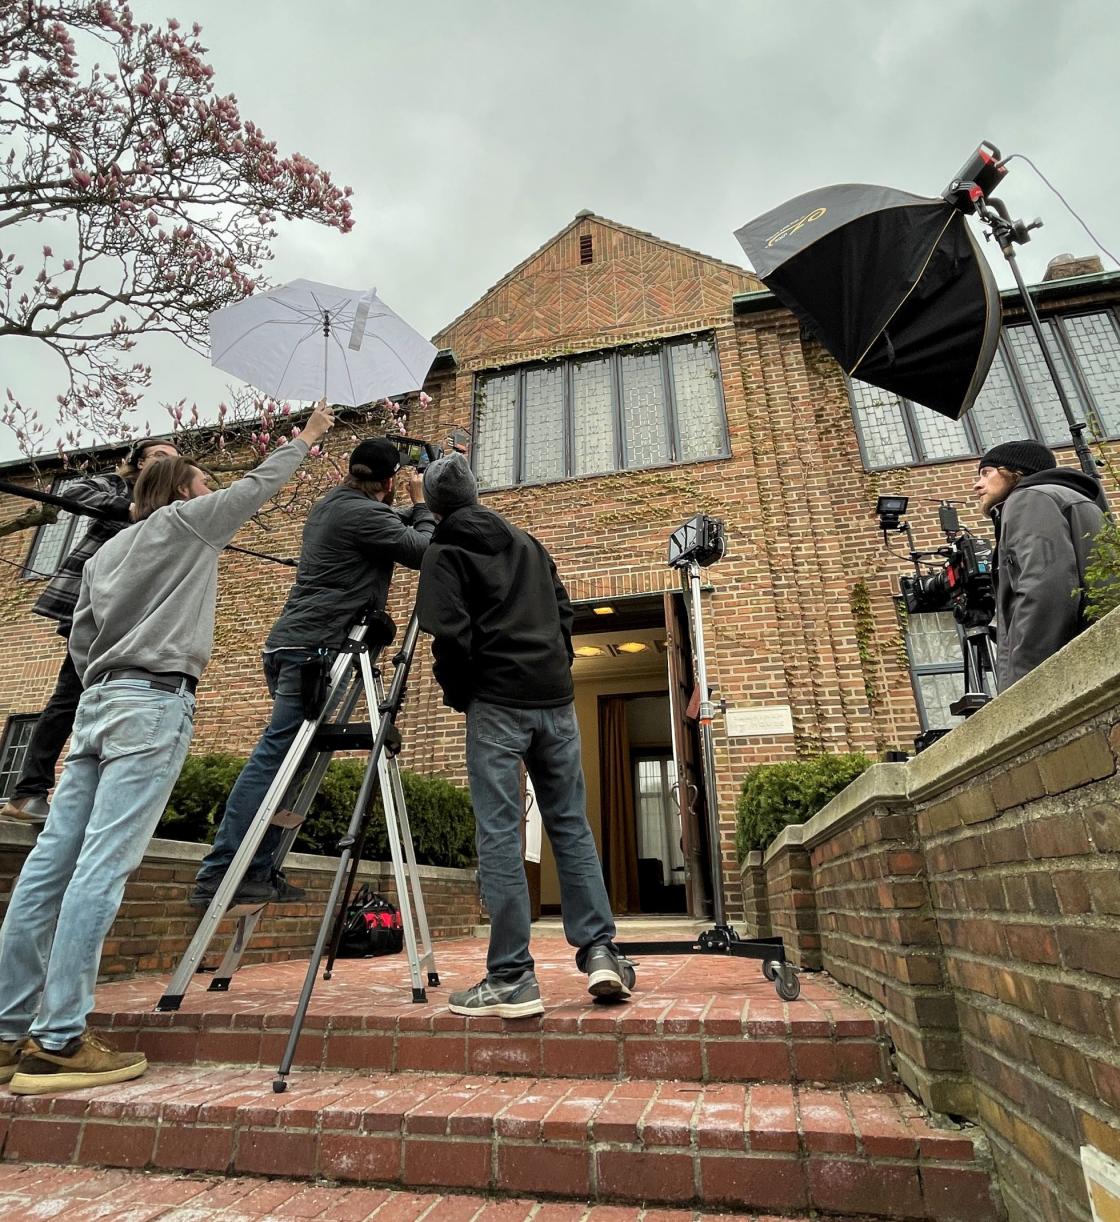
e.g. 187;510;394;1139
416;504;574;712
991;466;1106;691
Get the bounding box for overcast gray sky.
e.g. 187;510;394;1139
4;0;1119;458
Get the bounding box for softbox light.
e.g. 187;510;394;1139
735;183;1001;420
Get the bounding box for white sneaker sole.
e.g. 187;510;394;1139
448;998;544;1019
588;968;632;999
10;1056;148;1095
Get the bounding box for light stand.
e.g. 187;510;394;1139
943;142;1108;505
614;515;801;1003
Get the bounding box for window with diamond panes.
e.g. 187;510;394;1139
967;347;1033;450
671;339;726;461
1004;323;1085;447
848;381;912;467
910;404;973;462
25;478;82;582
471;334;727;488
620;350;670;469
903;610;966;731
473;372;518;489
522;365;565;484
1061;312;1120;436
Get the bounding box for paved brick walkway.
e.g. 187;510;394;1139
0;1162;800;1220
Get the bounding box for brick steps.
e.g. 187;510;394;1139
0;1067;998;1219
88;948;892;1085
0;1162;809;1221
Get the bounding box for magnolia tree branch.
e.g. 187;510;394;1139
0;0;353;460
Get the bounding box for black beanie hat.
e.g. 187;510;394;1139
349;438;401;480
978;440;1057;476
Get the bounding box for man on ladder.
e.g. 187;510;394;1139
190;437;434;908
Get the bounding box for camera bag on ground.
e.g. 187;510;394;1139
337;884;404;958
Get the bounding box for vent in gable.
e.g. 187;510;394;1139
579;234;593;265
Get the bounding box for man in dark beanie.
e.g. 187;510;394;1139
417;453;632;1017
974;439;1106;691
191;436;434;907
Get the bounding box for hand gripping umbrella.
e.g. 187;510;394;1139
735;184;1001;420
209;279;437;406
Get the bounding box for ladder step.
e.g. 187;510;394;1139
312;725;375;750
270;808;305;830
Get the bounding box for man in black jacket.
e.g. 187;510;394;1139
0;438;179;826
190;437;434;907
973;440;1106;691
416;453;631;1018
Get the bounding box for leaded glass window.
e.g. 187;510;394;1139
25;477;83;582
848;305;1120;470
0;716;37;799
473;372;517;489
522;365;565;484
671;340;726;461
1061;312;1120;436
903;610;966;731
471;333;727;488
620;350;670;469
571;356;615;476
849;381;911;468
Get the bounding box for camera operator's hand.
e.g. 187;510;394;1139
301;399;335;448
406;469;425;504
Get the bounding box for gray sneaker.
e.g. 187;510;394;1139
0;796;49;825
585;945;635;1002
448;973;544;1019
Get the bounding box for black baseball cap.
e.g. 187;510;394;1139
349;438;401;480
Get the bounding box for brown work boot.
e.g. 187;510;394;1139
9;1032;147;1095
0;795;49;825
0;1037;27;1085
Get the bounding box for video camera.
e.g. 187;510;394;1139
388;436;441;472
877;498;994;625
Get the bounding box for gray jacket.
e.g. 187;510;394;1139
992;467;1106;691
70;442;309;685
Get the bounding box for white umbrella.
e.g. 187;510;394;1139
208;278;437;406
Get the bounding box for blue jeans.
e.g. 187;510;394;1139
465;700;616;981
196;650;314;887
0;679;195;1047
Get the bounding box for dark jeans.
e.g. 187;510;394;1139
465;699;616;981
195;650;314;887
14;636;83;800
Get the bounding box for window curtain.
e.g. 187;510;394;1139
599;696;640;913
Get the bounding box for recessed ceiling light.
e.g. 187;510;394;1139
616;641;650;654
574;645;606;658
592;605;615;615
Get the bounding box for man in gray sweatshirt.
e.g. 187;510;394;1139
0;403;334;1096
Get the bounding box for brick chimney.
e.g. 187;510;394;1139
1042;252;1104;281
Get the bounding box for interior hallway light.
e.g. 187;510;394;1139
574;645;606;658
592;605;615;615
617;641;650;654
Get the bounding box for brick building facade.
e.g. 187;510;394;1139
2;212;1118;924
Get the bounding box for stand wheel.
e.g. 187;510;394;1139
774;963;800;1001
762;959;779;982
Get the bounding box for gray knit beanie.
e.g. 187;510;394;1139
423;452;479;516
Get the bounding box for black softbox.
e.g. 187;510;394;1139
735;183;1001;420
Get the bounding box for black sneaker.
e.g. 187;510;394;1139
585;945;635;1003
269;870;306;904
188;877;276;908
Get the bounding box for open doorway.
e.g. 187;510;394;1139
534;593;714;918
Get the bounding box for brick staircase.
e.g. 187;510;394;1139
0;936;1004;1219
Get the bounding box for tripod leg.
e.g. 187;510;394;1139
323;825;370;979
388;752;439;987
274;748;382;1092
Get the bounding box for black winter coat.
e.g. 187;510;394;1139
416;505;574;712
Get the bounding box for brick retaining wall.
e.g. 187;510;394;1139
0;825;480;979
760;608;1120;1222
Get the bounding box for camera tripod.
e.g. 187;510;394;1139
155;606;439;1093
615;550;799;1003
948;606;997;718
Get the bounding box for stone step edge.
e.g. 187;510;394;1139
0;1160;817;1222
0;1069;1000;1220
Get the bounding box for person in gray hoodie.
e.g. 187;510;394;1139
973;440;1107;691
0;403;334;1096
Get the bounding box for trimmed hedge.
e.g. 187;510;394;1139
160;752;476;869
735;752;872;860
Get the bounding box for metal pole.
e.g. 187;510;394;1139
990;217;1103;491
685;560;726;928
322;311;330;400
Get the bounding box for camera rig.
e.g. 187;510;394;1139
876;495;996;721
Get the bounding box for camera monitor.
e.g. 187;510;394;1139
387;436;441;472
